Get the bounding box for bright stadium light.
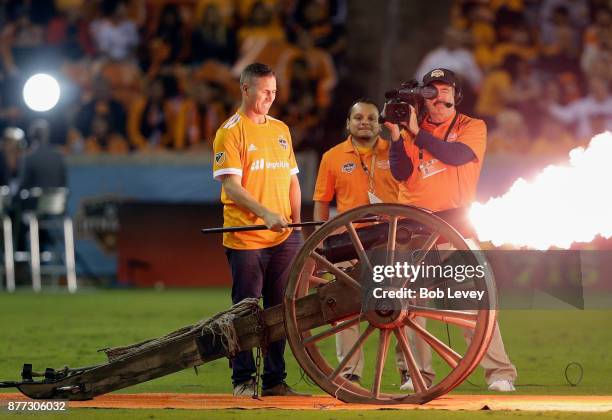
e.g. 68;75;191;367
22;73;61;112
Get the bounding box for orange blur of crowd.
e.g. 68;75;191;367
0;0;345;154
444;0;612;156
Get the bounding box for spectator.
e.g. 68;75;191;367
194;0;235;25
99;59;143;110
151;4;190;65
83;113;129;154
191;4;237;65
557;72;583;105
488;109;530;154
280;57;320;149
0;5;45;75
70;77;127;152
531;112;577;155
14;118;68;256
128;77;167;151
90;0;138;61
539;0;590;38
231;2;288;78
547;77;612;140
415;28;483;98
469;6;498;71
291;0;347;63
538;6;581;75
158;74;198;150
474;54;515;126
0;71;24;131
278;31;337;110
237;1;285;47
192;80;233;148
491;24;537;69
581;7;612;82
18;119;66;190
503;57;543;136
46;6;95;60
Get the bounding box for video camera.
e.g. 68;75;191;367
379;80;438;125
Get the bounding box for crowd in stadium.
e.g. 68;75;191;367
0;0;611;158
439;0;612;154
0;0;344;155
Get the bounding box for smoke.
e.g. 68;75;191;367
469;132;612;249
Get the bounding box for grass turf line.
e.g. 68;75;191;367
0;289;611;398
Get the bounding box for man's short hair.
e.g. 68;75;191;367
347;98;380;119
240;63;275;85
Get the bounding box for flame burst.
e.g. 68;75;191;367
469;132;612;249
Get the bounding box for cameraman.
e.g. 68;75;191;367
385;68;517;392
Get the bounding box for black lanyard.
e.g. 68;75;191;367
419;112;459;162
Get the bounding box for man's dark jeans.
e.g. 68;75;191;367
225;230;303;389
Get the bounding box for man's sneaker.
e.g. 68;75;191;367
488;379;516;392
342;374;361;384
399;370;414;391
233;379;256;397
261;382;311;397
400;377;415;391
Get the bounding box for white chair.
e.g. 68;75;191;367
0;185;15;292
20;187;77;293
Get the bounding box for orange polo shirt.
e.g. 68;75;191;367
212;110;299;250
314;136;399;212
398;112;487;212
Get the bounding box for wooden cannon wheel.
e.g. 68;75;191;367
283;203;497;404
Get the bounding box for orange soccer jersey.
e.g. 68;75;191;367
398;113;487;212
213;110;299;250
314;136;399;212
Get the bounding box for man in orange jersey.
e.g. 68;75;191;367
313;99;399;383
212;63;307;397
386;68;517;392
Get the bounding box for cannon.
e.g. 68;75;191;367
0;204;497;405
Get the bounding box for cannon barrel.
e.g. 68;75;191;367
320;207;473;263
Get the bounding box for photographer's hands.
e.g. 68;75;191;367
384;105;420;141
383;121;402;141
407;105;420;136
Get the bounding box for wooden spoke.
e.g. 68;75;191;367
399;232;440;288
329;325;375;382
302;316;362;345
310;251;361;291
371;329;391;398
386;216;398;268
409;306;478;329
346;222;373;274
306;275;329;286
405;318;462;368
412;232;440;267
394;327;427;393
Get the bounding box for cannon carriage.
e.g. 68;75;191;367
1;203;497;405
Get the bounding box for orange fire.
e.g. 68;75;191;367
469;132;612;249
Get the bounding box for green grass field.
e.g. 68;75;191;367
1;289;611;419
